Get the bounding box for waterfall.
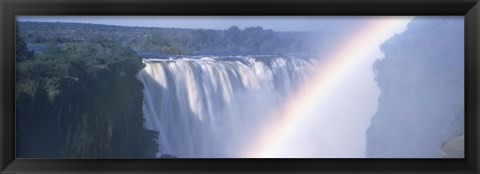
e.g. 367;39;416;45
137;56;316;158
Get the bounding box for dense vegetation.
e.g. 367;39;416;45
18;22;310;56
16;24;159;158
366;17;464;158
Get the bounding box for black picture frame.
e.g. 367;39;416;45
1;0;479;173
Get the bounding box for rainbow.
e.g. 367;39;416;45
242;17;413;158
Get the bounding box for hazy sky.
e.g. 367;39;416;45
17;16;395;32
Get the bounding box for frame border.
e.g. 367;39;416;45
1;0;479;173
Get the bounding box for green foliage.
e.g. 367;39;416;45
162;46;187;55
18;22;309;55
139;34;170;50
16;34;159;158
16;23;34;62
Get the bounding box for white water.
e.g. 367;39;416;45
137;56;316;158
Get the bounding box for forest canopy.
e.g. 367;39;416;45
18;22;311;56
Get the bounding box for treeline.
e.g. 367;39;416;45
18;22;310;56
16;24;159;158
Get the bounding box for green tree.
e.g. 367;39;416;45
16;37;159;158
16;22;34;62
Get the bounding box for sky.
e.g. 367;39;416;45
17;16;414;157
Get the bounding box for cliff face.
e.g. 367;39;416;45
16;39;159;158
440;135;464;158
366;17;464;158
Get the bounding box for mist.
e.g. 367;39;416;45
263;17;413;158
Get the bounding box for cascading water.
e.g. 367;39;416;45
137;56;317;158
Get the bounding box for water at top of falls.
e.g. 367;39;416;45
137;55;317;158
